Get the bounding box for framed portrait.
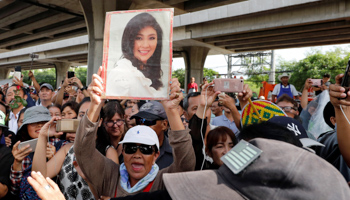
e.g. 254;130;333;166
101;8;174;100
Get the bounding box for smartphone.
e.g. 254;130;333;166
56;119;80;132
13;66;21;81
18;138;38;153
67;71;75;78
341;58;350;97
310;79;322;87
213;78;244;93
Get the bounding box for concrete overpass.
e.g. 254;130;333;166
1;0;350;88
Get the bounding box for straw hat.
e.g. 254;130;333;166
278;72;291;81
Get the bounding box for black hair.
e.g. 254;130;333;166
239;121;303;148
0;90;5;102
77;97;91;111
183;92;200;111
0;101;8;115
61;101;79;118
47;104;62;111
122;12;163;90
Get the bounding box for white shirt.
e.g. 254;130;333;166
8;110;20;134
106;58;167;98
272;83;299;96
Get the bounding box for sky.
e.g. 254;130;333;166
172;43;350;75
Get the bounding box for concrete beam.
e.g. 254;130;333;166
0;20;86;48
0;12;75;40
227;34;350;50
185;0;349;39
0;68;11;79
80;0;117;84
207;20;350;44
182;46;209;91
0;6;47;28
216;27;350;47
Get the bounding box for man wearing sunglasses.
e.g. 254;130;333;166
130;101;173;169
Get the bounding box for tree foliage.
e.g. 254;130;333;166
19;66;87;89
277;47;349;90
172;68;219;88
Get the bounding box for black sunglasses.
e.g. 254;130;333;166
135;118;158;126
123;143;155;155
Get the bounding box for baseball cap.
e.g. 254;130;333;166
131;101;166;121
268;116;324;147
119;125;159;150
0;110;7;128
163;138;350;200
40;83;54;91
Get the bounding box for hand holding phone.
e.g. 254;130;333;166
310;79;322;87
340;58;350;98
18;138;38;153
13;66;21;82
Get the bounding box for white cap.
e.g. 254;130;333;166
119;125;159;150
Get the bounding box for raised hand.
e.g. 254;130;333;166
304;78;313;90
200;82;220;107
88;66;104;105
329;74;350;107
39;116;62;138
5;134;12;147
237;84;252;108
161;78;183;110
27;171;65;200
46;143;56;160
13;76;24;87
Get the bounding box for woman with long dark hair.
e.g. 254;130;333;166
107;12;165;97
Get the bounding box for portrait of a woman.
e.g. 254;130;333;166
105;10;172;99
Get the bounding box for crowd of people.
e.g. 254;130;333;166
1;67;350;200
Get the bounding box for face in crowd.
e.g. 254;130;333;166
210;101;222;116
61;105;77;142
48;106;61;117
277;101;299;118
122;142;160;186
104;113;125;138
5;85;26;105
281;76;289;85
133;26;157;64
206;127;237;166
39;87;53;101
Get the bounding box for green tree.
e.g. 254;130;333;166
203;68;219;82
22;68;56;88
75;66;87;86
277;47;348;91
172;68;185;88
172;68;220;88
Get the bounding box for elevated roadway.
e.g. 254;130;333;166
0;0;349;87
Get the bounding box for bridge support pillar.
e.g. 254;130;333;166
79;0;117;84
55;63;71;89
182;46;210;92
0;68;11;80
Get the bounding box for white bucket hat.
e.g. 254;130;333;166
278;72;291;81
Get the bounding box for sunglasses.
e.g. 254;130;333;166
123;143;155;155
135;118;158;126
